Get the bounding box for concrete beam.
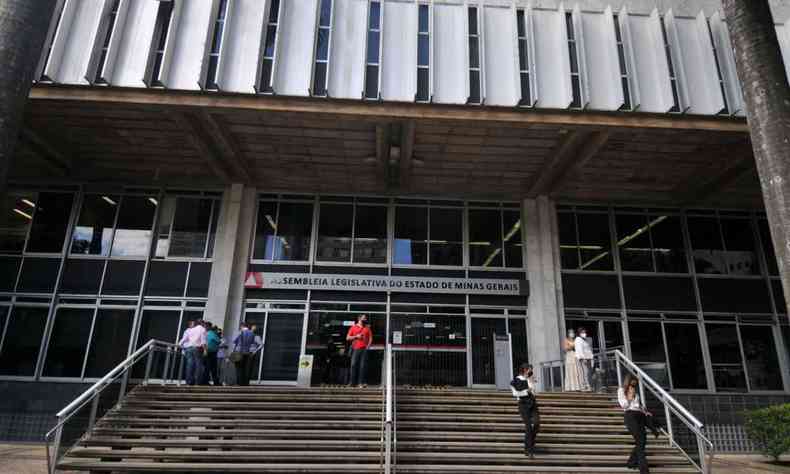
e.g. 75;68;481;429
199;111;253;184
19;127;71;176
167;111;232;183
525;131;609;197
30;85;750;133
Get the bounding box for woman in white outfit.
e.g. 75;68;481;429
563;329;582;391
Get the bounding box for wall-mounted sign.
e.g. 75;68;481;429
245;272;528;297
393;331;403;345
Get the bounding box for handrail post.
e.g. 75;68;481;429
50;420;63;474
176;351;185;386
118;370;129;404
616;355;623;388
143;347;154;384
549;363;555;391
162;349;172;385
87;395;100;432
664;403;674;447
697;435;707;473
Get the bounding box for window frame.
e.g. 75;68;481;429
88;0;125;86
256;0;283;94
515;7;537;108
466;5;482;105
311;0;334;97
155;195;221;261
363;0;383;100
415;2;432;103
144;0;182;88
202;0;233;91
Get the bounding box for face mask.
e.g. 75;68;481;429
580;333;587;338
568;332;575;338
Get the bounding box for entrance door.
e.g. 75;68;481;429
260;313;304;382
244;311;304;384
471;318;507;385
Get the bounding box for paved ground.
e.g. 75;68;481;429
1;443;788;473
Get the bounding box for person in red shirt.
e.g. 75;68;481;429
346;314;372;387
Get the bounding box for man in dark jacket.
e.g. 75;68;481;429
233;323;256;386
511;363;540;458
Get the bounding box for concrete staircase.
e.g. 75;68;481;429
395;388;698;473
55;385;699;473
57;385;385;473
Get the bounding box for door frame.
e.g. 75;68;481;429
468;314;512;388
244;308;308;385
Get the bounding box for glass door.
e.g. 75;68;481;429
470;317;507;386
260;312;304;382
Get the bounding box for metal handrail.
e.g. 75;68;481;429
538;349;617;392
614;350;714;473
44;339;181;474
379;343;394;474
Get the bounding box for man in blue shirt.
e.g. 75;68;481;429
233;323;256;386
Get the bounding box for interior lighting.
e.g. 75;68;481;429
102;196;117;206
13;209;33;220
21;199;36;208
148;198;158;206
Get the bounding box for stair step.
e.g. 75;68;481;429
81;436;382;449
396;452;690;465
397;421;631;433
90;426;382;437
122;401;381;410
127;393;383;402
65;449;382;461
109;409;382;420
58;460;383;473
394;465;698;473
397;431;667;444
397;441;679;454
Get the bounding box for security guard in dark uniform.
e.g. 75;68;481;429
511;362;540;458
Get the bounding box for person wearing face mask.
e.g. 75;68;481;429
618;374;660;473
511;363;540;459
563;329;582;391
574;327;594;391
346;314;372;388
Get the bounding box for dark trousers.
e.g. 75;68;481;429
349;348;368;385
205;351;220;385
235;354;252;386
184;347;203;386
518;400;540;454
624;410;649;473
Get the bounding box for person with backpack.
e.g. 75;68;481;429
204;322;221;386
233;323;256;386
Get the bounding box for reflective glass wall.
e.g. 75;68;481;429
0;187;223;381
558;205;788;393
251;194;525;270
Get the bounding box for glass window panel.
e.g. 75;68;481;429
468;37;479;69
169;198;213;258
319;0;332;27
274;202;313;261
206;56;219;90
137;309;180;347
253;201;278;260
354;205;387;264
520;73;531;106
264;26;277;57
430;208;462;266
468;70;480;103
26;192;74;253
316;28;329;61
102;260;145;296
0;194;35;254
688;216;724;274
0;257;21;292
603;320;625;352
503;210;523;268
517;10;526;37
570;75;581;108
720;219;759;275
43;308;94;378
705;323;747;392
467;7;477;34
469;209;503;267
665;323;707;389
186;262;211;298
269;0;280;23
17;257;60;293
60;259;104;295
782;326;790;370
628;320;669;387
260;59;274;91
317;203;353;262
616;213;653;272
758;219;779;276
206;200;221;258
418;5;429;32
84;308;134;378
0;306;48;376
368;1;380;29
111;196;156;257
367;30;380;64
558;212;579;269
740;325;783;390
394;206;427;265
365;65;379;99
416;68;429;102
71;195;118;256
418;35;429;66
518;39;528;71
568;42;578;73
146;261;188;297
650;215;687;273
577;213;613;271
313;62;328;96
154;196;176;258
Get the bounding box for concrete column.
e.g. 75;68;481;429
224;186;258;334
523;196;564;389
205;183;245;328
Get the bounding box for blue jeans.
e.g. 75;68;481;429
349;348;368;385
184;347;204;386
